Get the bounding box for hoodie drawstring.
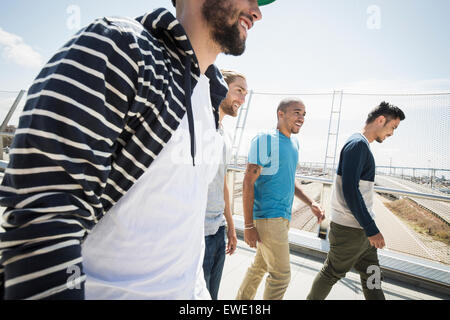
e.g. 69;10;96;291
184;56;196;167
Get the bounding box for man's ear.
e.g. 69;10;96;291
277;110;284;120
376;115;387;126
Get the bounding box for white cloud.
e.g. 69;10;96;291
0;28;43;68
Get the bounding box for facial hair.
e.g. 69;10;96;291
202;0;247;56
220;97;237;117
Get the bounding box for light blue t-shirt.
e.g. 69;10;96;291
248;130;299;221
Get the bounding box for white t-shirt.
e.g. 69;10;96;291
204;125;232;236
81;74;223;299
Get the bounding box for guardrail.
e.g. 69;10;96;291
228;165;450;204
229;164;450;227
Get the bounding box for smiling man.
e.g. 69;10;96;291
173;0;274;56
236;98;325;300
202;70;247;300
0;0;275;300
307;101;405;300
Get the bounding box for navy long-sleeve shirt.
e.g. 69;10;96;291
330;133;380;237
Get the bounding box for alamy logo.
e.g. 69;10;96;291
66;265;82;290
66;5;81;31
169;120;224;166
366;265;382;290
367;5;382;30
249;134;280;176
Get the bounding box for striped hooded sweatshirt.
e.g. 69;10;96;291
330;133;380;237
0;8;228;299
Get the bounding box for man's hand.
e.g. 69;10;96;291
295;182;326;225
244;226;261;249
226;226;238;255
368;232;385;249
242;163;262;250
310;202;325;224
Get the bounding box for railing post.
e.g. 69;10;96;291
0;90;26;132
0;89;26;162
318;183;332;239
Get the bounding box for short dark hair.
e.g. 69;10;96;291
171;0;176;6
277;98;304;117
366;101;405;125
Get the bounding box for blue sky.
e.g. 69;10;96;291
1;0;450;91
0;0;449;169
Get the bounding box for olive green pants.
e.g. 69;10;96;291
307;222;385;300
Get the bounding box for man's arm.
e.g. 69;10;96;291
223;175;237;255
242;163;262;248
0;19;141;299
341;142;385;248
294;181;325;224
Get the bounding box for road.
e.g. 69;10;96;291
376;175;450;224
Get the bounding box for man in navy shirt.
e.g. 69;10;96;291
236;98;325;300
307;101;405;300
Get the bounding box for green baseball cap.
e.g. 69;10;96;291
258;0;276;6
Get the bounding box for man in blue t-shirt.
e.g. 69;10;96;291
236;98;325;300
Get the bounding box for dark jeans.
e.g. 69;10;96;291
203;226;226;300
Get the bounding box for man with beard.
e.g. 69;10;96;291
202;70;247;300
307;102;405;300
0;0;275;300
236;99;325;300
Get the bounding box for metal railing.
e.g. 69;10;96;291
228;165;450;204
0;89;26;161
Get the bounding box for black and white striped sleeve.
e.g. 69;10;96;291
0;18;140;299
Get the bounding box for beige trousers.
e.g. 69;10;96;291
236;218;291;300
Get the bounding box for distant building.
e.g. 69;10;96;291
2;125;16;148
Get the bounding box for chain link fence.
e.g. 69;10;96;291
1;88;449;264
225;90;450;264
